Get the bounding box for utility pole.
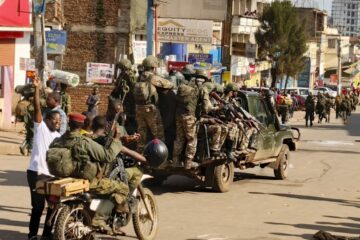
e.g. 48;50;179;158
222;0;233;79
32;0;48;85
337;36;342;95
146;0;154;56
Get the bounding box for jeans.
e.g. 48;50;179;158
27;170;53;238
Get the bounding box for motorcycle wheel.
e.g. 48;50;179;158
53;204;92;240
133;187;158;240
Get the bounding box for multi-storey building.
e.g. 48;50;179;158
332;0;360;36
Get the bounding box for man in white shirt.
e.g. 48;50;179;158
27;77;61;240
44;91;67;135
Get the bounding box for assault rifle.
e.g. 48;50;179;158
104;112;121;149
231;98;262;133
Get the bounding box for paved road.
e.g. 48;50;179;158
0;110;360;240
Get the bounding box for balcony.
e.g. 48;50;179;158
232;16;260;34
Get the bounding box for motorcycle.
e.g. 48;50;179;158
48;157;158;240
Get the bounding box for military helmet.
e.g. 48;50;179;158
182;64;195;75
202;82;215;93
214;83;224;94
143;139;168;168
118;59;132;70
142;56;159;69
225;83;238;93
194;69;209;80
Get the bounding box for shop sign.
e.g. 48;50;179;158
158;18;213;44
167;61;188;72
46;30;67;55
188;53;213;64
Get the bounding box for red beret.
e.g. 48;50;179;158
68;112;86;123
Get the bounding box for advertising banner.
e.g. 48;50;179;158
188;53;213;64
158;18;213;44
133;41;147;64
86;63;114;84
46;30;67;55
297;57;311;88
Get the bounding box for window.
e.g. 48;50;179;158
328;39;336;48
352;12;355;17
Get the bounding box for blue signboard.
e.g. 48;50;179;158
188;53;213;64
46;30;67;55
297;57;311;88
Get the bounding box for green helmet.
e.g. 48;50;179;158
118;59;132;70
194;69;209;80
142;56;159;69
202;82;215;93
225;83;238;93
214;83;224;94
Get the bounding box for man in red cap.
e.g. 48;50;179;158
48;111;146;234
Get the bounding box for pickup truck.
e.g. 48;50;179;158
148;89;300;192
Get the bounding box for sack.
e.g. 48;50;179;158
15;100;31;118
47;147;76;178
134;81;157;105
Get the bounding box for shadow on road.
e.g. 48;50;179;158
298;148;360;155
0;170;27;187
0;205;30;215
248;192;360;208
269;232;314;239
0;229;27;240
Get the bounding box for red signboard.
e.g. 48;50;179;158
329;74;338;85
0;0;30;27
249;64;256;74
167;61;188;72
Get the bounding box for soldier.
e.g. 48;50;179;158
59;83;72;115
340;95;351;123
305;92;315;127
324;93;333;123
316;93;326;124
134;56;173;153
335;94;342;119
181;64;195;82
223;83;239;102
48;112;146;234
109;59;137;134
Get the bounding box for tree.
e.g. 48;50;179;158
255;0;308;89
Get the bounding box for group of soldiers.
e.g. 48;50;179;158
110;56;259;169
304;91;359;126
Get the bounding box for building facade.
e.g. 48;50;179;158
332;0;360;36
0;0;31;129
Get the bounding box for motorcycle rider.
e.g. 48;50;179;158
48;112;146;235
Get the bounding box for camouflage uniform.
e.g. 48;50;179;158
134;57;173;152
50;131;128;231
316;94;326;123
305;94;315;127
335;95;342;119
60;92;71;115
173;83;199;167
110;59;137;134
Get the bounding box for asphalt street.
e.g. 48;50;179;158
0;110;359;240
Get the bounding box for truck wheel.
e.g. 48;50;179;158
213;162;234;193
274;145;290;180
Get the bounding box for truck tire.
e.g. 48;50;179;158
213;162;234;193
274;145;290;180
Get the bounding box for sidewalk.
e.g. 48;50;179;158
0;124;25;156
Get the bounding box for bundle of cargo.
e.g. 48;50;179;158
36;177;89;197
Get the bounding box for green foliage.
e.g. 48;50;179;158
256;0;308;87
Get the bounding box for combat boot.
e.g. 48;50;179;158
185;158;199;169
92;200;114;235
225;140;236;161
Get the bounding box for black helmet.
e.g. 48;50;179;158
143;139;168;168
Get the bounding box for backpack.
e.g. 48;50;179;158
177;84;199;115
134;78;158;105
47;136;98;180
15;100;31;118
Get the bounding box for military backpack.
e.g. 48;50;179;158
177;84;200;115
47;135;98;180
134;73;158;105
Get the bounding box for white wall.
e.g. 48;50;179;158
14;32;31;88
